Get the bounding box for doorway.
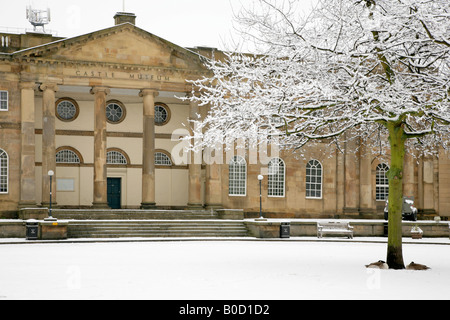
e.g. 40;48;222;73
107;178;121;209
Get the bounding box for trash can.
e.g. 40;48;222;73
26;220;39;240
280;222;290;238
383;222;388;237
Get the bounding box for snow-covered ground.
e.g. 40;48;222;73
0;238;448;300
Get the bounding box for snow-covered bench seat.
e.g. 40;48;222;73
317;221;354;239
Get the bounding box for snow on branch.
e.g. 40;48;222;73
186;0;450;158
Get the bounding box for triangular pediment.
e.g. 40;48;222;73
13;23;207;71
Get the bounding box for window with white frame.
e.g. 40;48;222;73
306;159;322;198
0;91;8;111
229;155;247;196
376;163;390;201
155;152;172;166
56;149;81;164
0;149;8;193
268;158;285;197
107;150;127;165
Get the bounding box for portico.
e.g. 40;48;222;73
31;85;205;209
12;19;209;210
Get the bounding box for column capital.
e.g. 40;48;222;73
39;83;59;92
20;81;37;90
185;91;201;99
139;89;159;98
90;86;111;95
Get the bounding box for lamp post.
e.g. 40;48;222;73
47;170;55;220
258;175;264;219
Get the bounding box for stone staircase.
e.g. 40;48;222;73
52;209;221;221
67;220;250;239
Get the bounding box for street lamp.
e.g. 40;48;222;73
47;170;55;220
258;174;264;219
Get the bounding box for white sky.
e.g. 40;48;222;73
0;0;316;50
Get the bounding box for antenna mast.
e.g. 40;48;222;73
26;5;51;33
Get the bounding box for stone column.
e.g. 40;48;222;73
90;87;110;208
19;82;37;207
403;151;416;199
204;103;223;209
343;134;360;216
422;156;436;215
359;143;373;215
188;98;203;208
335;144;345;215
205;163;223;209
140;89;158;209
40;83;58;206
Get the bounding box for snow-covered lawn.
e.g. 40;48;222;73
0;239;448;300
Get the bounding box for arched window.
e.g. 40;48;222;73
376;163;390;201
229;155;247;196
107;150;128;165
0;149;8;194
268;158;285;197
306;159;322;198
56;148;81;164
155;151;172;166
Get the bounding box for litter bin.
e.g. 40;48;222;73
280;222;290;238
26;220;39;240
383;222;388;237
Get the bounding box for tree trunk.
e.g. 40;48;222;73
386;122;406;269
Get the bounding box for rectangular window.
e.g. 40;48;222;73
0;91;8;111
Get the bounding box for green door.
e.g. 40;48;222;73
107;178;121;209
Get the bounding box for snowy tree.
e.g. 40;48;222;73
187;0;450;269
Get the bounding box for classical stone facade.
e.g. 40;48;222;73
0;13;449;219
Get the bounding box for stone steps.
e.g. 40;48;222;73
52;209;220;221
68;220;249;238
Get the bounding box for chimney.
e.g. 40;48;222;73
114;12;136;25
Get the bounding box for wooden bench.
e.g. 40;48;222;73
317;221;354;239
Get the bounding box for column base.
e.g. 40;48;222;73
18;202;38;209
141;202;156;209
18;208;49;220
92;202;110;209
41;202;58;208
187;203;204;210
205;204;223;210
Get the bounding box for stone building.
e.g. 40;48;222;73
0;12;449;219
